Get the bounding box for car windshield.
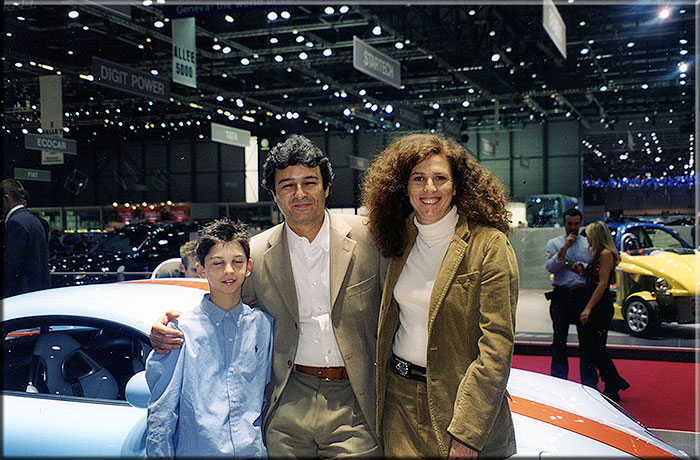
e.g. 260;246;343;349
620;226;693;254
88;227;152;255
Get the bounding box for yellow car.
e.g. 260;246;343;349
607;222;698;337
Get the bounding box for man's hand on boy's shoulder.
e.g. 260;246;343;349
150;310;184;353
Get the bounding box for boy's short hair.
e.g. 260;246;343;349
196;218;250;266
179;241;198;269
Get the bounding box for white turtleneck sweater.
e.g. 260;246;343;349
392;206;459;367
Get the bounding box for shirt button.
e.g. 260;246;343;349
233;427;238;432
216;322;220;326
232;396;238;402
228;367;234;372
312;282;317;286
228;338;233;342
327;349;331;354
237;321;241;327
225;312;229;317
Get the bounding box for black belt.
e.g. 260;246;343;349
390;353;427;382
554;285;586;293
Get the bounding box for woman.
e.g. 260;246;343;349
362;133;519;458
579;221;630;402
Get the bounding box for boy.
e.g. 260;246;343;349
146;219;273;457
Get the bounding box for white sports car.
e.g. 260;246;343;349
1;279;689;458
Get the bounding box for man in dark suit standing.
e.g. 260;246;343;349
2;179;51;297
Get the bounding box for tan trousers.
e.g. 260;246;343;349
383;371;442;458
265;369;381;458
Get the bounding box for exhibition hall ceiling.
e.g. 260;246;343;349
2;2;695;180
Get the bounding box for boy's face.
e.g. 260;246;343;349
182;256;205;278
203;241;252;297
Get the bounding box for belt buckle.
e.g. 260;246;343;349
394;358;410;378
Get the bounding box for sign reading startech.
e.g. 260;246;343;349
24;133;77;155
353;36;401;89
92;57;170;101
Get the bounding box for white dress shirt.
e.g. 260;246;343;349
286;211;344;367
392;206;458;367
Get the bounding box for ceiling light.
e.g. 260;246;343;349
641;83;649;89
14;62;22;68
270;37;278;44
222;46;231;54
371;104;378;111
506;46;512;53
343;108;351;116
280;11;291;19
225;15;234;23
323;48;332;57
150;69;159;75
322;84;329;90
658;7;671;19
339;5;350;14
462;100;470;107
469;9;476;15
236;99;244;107
600;85;607;91
491;53;500;62
154;20;164;28
432;103;440;110
324;6;335;14
385;104;393;114
580;48;589;55
679;62;689;72
489;30;496;36
296;35;305;43
143;0;152;5
216;95;224;102
395;42;404;49
267;12;278;21
579;21;586;26
299;52;308;60
306;42;314;48
274;55;283;62
359;89;367;96
680;39;688;45
241;58;250;65
372;25;382;36
365;102;372;109
68;10;79;19
627;42;635;48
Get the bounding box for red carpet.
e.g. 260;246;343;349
512;354;698;433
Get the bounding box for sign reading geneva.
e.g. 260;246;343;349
92;57;170;101
353;36;401;89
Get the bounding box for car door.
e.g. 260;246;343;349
2;317;151;457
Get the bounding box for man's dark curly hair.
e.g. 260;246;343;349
361;133;512;258
196;218;250;266
261;135;334;196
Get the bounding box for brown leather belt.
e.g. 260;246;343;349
295;364;349;380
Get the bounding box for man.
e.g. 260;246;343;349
545;208;597;387
2;179;51;297
150;135;384;457
179;240;204;278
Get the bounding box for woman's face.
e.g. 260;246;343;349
407;154;456;225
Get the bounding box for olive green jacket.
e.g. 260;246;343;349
376;213;519;458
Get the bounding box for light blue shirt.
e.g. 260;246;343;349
545;232;592;289
146;294;273;458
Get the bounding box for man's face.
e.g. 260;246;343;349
273;164;329;231
564;215;582;236
182;256;205;278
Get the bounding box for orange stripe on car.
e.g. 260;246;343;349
121;279;210;290
509;396;678;458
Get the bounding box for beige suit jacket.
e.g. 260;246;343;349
243;211;384;438
376;213;519;458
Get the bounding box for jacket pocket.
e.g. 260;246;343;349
346;273;377;297
454;271;479;287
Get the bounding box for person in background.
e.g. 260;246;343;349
579;221;630;402
2;179;51;297
179;240;205;278
544;208;598;388
362;133;519;458
149;135;384;458
146;219;273;457
48;228;67;258
72;233;92;254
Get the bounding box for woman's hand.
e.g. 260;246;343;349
449;438;478;459
150;310;184;353
579;306;592;326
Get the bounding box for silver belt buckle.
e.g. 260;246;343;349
394;358;409;378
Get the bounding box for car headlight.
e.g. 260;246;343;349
655;277;669;293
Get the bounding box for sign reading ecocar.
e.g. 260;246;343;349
24;134;77;155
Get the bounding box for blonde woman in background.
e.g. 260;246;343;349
579;220;630;402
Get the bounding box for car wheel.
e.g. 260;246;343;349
624;298;659;337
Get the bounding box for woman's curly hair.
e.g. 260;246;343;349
361;133;512;258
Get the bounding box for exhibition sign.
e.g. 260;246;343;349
92;57;170;101
211;122;251;148
393;103;424;129
543;0;566;59
24;134;77;155
172;17;197;88
14;167;51;183
353;36;401;89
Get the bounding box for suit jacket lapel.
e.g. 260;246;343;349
261;224;299;322
428;214;470;327
329;212;356;309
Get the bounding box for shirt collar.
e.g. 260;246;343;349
199;293;243;323
285;209;330;252
5;204;24;220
